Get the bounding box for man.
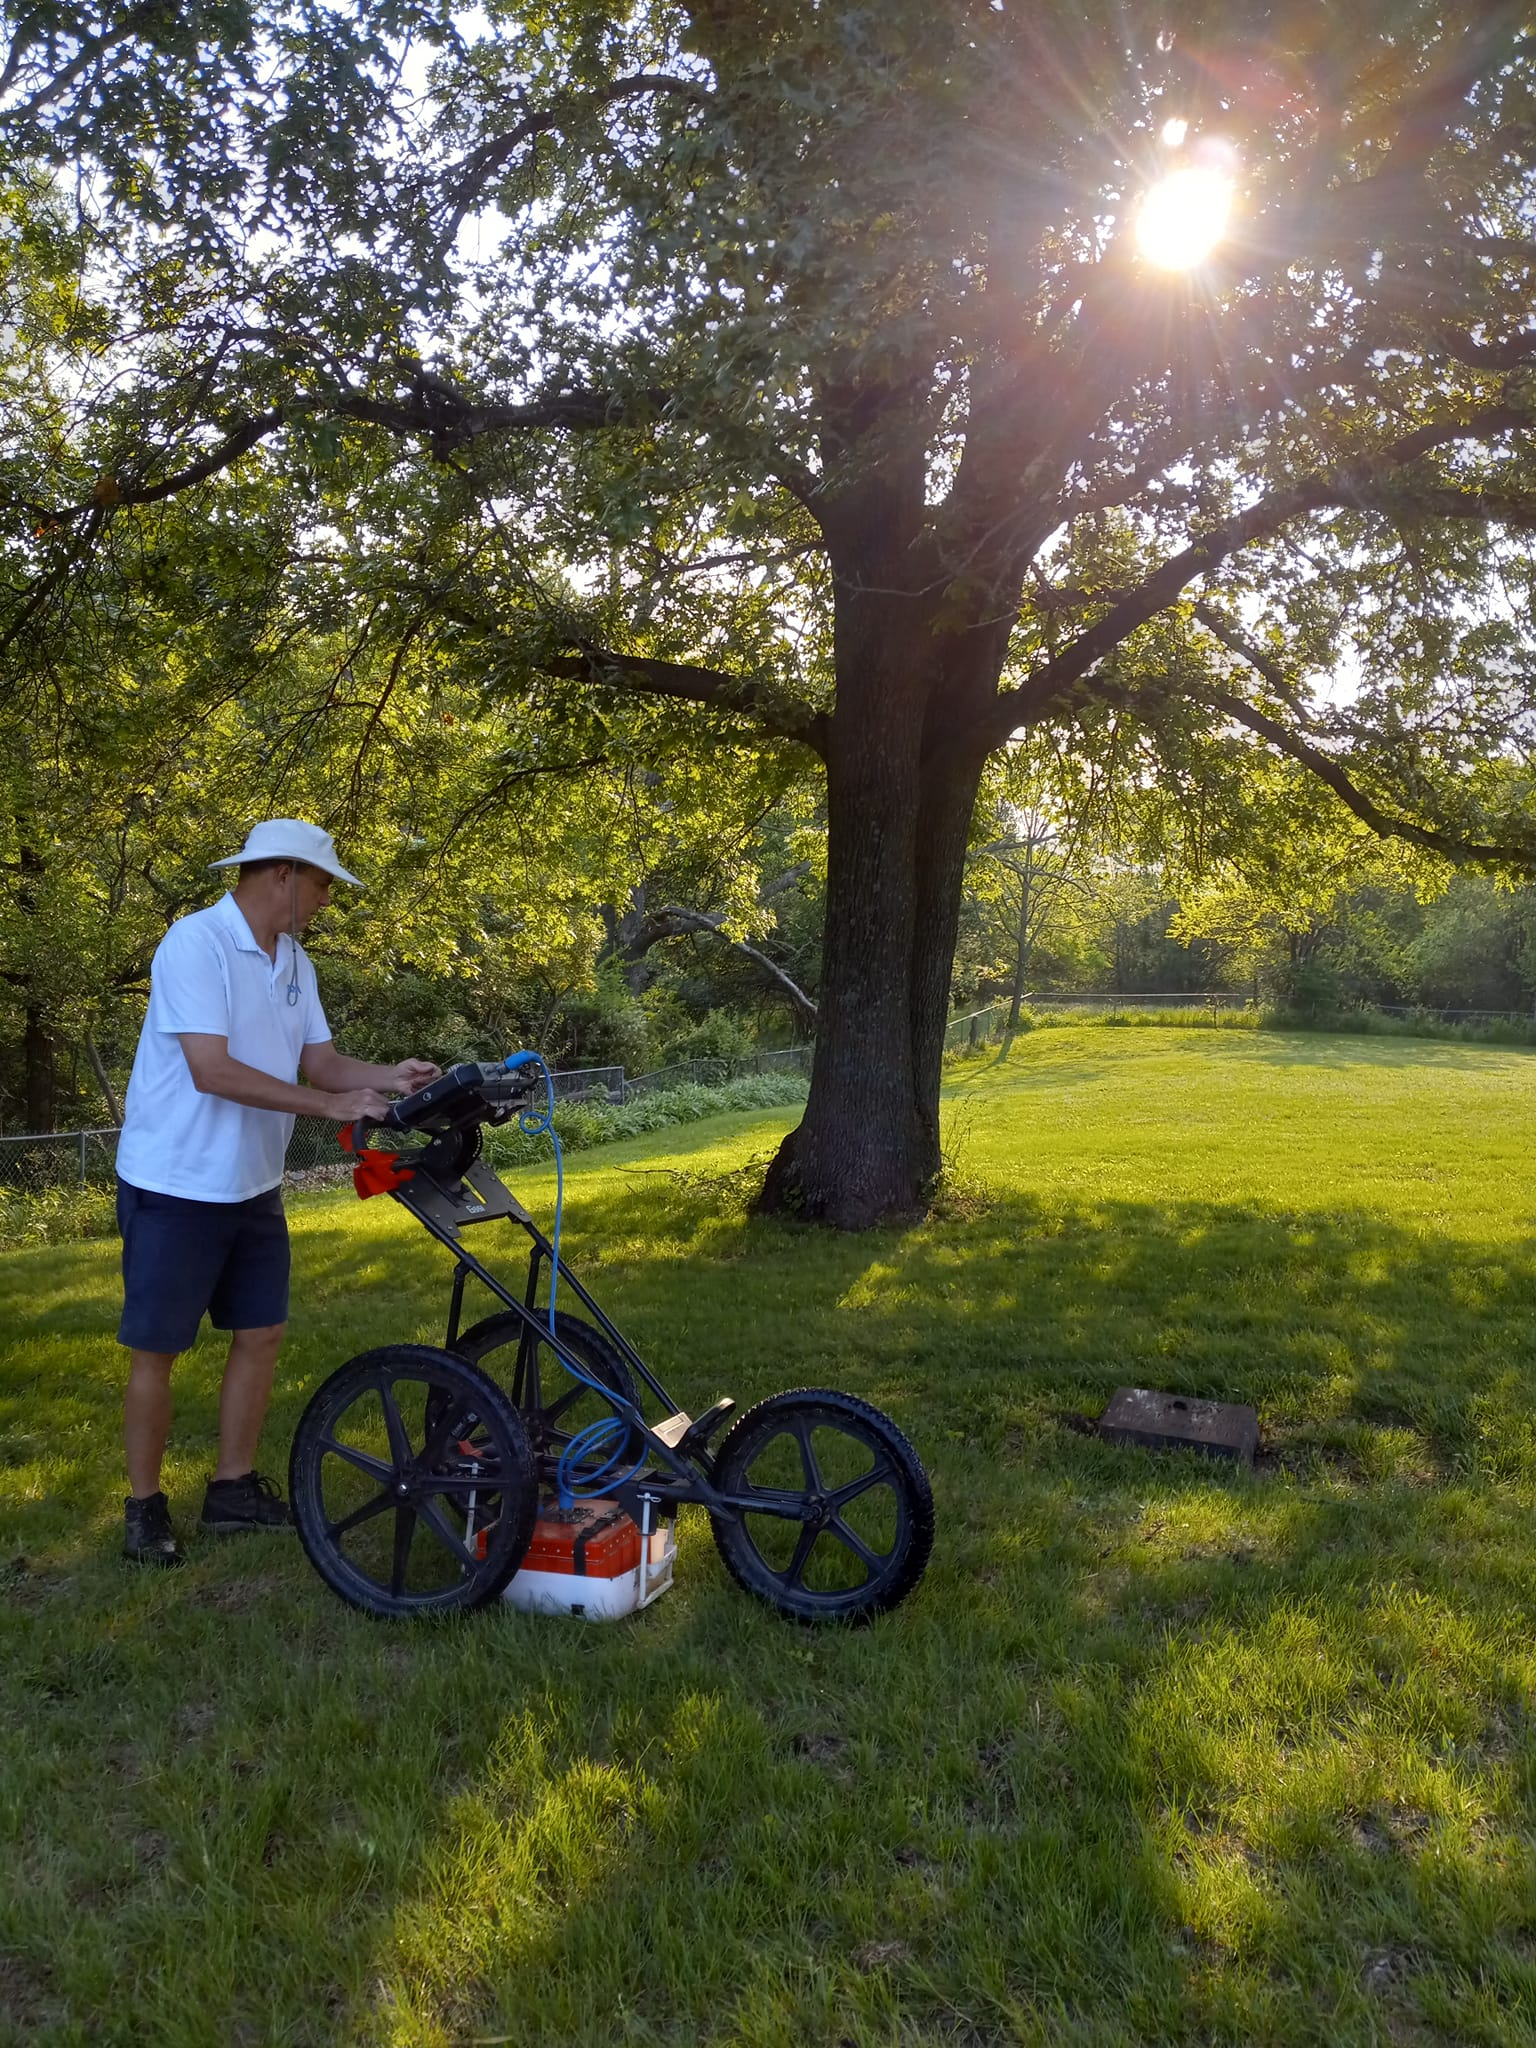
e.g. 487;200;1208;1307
114;819;440;1566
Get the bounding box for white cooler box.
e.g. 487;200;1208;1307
502;1497;676;1620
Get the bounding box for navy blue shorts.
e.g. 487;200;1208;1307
117;1180;290;1353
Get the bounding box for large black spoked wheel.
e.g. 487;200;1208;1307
453;1310;644;1465
289;1345;538;1619
709;1389;934;1623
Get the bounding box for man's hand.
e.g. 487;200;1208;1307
325;1087;393;1124
389;1059;441;1096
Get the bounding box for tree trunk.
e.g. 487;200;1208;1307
605;888;653;996
23;1005;54;1131
909;751;989;1179
754;442;1011;1227
757;662;989;1226
1006;853;1035;1034
85;1034;123;1125
759;673;926;1225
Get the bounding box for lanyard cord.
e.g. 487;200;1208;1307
286;874;301;1007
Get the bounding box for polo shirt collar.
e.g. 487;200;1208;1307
215;889;270;958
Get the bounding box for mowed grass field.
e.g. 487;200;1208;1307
5;1025;1536;2047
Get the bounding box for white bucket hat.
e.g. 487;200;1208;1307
209;819;363;887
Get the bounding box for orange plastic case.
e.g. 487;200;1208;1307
521;1501;641;1577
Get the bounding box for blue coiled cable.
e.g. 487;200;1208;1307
502;1052;648;1508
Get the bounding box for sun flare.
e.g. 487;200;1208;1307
1135;163;1233;270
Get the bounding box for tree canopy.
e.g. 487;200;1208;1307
7;2;1536;1215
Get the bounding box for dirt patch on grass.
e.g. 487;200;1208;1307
794;1730;850;1766
1;1557;78;1609
0;1951;59;2030
792;1729;856;1789
132;1829;171;1873
173;1700;218;1741
852;1939;913;1971
1361;1943;1420;1992
105;1741;147;1783
199;1571;287;1613
1473;1700;1536;1762
1349;1808;1432;1857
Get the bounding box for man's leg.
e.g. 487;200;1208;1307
117;1180;214;1511
123;1346;184;1564
118;1179;218;1565
201;1322;292;1531
125;1348;178;1499
213;1322;286;1480
202;1188;292;1531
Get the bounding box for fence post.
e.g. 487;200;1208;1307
79;1130;87;1189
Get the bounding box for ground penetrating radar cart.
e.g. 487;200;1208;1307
287;1056;935;1623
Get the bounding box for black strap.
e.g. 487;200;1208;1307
570;1505;630;1575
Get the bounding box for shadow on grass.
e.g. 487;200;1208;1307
520;1175;1536;1484
6;1181;1536;2043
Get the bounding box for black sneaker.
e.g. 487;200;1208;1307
199;1471;291;1534
124;1491;183;1568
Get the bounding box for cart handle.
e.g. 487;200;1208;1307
335;1055;543;1183
382;1059;536;1133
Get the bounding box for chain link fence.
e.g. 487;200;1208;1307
1036;993;1536;1028
548;1064;625;1104
623;1047;813;1099
942;993;1272;1049
1028;989;1245;1013
29;992;1528;1195
0;1048;818;1198
17;991;1534;1196
0;1127;123;1192
1344;1001;1536;1025
0;1119;352;1191
943;1003;1008;1051
281;1116;354;1179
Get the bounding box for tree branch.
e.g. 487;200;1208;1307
632;905;818;1026
539;646;827;754
1376;10;1530;190
1195;687;1536;868
1439;327;1536;370
330;381;674;456
0;3;164;125
11;409;288;527
1192;603;1311;715
0;506;105;662
15;381;679;528
431;74;710;261
975;404;1536;756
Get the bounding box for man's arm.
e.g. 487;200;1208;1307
299;1041;441;1099
178;1035;393;1123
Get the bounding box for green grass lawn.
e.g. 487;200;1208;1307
5;1025;1536;2047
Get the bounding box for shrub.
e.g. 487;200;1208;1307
482;1073;807;1168
311;960;479;1072
554;965;653;1072
0;1185;118;1251
659;1008;756;1064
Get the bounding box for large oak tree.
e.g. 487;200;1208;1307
8;1;1536;1220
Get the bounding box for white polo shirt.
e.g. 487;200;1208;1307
116;891;331;1201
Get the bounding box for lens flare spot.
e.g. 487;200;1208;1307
1135;164;1233;270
